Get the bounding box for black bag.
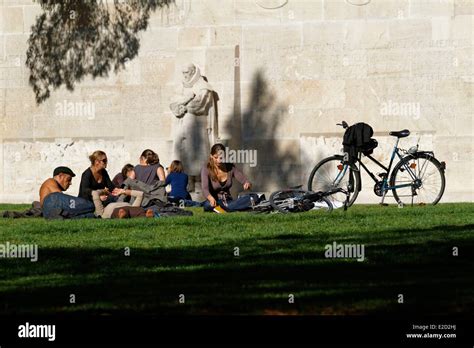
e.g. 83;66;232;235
362;138;378;155
342;123;378;163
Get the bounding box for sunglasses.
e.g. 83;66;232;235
100;158;108;163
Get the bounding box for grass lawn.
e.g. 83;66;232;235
0;203;472;316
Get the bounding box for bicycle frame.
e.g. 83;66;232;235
337;138;421;202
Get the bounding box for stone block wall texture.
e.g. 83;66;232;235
0;0;472;203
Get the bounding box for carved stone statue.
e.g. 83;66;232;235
170;63;218;179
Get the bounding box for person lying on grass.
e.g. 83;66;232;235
91;189;155;218
92;165;154;219
201;143;253;213
39;166;95;219
111;206;155;219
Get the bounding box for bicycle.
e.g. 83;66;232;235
307;121;446;207
251;186;350;214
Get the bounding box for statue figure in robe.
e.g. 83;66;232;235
170;63;218;192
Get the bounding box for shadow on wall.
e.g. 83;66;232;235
26;0;174;104
224;70;302;194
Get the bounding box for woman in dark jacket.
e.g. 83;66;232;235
79;150;117;206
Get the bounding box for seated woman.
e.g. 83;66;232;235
134;149;166;204
79;150;117;208
166;160;202;207
201;143;253;213
135;149;166;185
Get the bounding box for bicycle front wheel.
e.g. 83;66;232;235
307;155;360;207
390;153;446;205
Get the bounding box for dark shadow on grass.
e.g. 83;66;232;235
0;224;473;316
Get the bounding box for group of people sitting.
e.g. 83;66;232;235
36;143;258;219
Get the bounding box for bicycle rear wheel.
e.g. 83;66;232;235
307;155;360;207
390;153;446;205
269;190;332;214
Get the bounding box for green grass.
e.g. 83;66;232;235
0;203;473;315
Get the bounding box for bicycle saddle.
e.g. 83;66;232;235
389;129;410;138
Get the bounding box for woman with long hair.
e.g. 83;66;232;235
201;143;253;213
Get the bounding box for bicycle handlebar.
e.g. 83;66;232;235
336;121;349;129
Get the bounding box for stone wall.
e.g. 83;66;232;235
0;0;472;203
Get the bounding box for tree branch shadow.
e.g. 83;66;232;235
26;0;174;104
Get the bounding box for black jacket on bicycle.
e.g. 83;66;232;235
343;123;377;164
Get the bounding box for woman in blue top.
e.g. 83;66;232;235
166;160;202;207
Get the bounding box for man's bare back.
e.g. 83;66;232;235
39;178;63;206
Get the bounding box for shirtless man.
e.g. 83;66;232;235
40;167;95;219
39;166;75;206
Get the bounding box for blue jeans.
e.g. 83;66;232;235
168;196;203;207
43;192;95;219
203;195;252;212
